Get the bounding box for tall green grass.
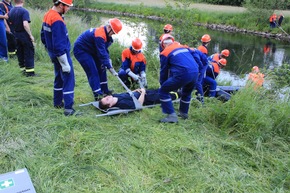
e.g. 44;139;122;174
0;8;289;193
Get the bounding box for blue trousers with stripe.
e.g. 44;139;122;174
159;72;198;114
50;51;75;109
74;47;109;96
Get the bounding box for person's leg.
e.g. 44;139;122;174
203;76;217;97
0;21;8;61
74;49;102;99
15;34;25;70
62;52;75;114
179;72;198;118
52;57;64;108
118;69;131;88
22;33;35;76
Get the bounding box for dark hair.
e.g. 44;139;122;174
98;99;110;110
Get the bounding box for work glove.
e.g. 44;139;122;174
109;68;118;76
57;53;71;73
128;71;140;81
140;71;147;87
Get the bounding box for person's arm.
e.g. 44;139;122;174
135;88;146;105
23;20;34;42
4;18;10;33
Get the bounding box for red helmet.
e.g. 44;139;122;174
109;18;122;34
163;24;173;31
161;34;175;49
252;66;259;72
58;0;73;6
201;34;211;43
218;58;227;66
221;49;230;57
132;38;142;51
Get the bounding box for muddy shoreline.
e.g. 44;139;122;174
75;7;290;42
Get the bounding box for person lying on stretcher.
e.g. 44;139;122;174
98;88;180;110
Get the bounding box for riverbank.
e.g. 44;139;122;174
92;0;290;41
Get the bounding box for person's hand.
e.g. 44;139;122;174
57;54;71;73
128;71;140;81
109;68;118;76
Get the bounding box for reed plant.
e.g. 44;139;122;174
0;8;289;193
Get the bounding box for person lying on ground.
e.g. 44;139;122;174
98;88;180;110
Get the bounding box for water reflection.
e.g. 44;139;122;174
82;14;289;86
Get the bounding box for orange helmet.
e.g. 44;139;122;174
221;49;230;57
201;34;211;43
252;66;259;72
164;24;173;32
57;0;73;6
132;38;142;51
161;34;175;49
109;18;123;34
218;58;227;66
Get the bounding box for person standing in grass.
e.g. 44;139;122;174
208;49;230;63
197;34;211;56
8;0;35;75
159;34;199;123
0;0;17;56
41;0;75;116
159;24;173;52
73;18;123;101
0;0;8;62
188;47;209;104
118;37;147;89
203;58;227;97
248;66;264;89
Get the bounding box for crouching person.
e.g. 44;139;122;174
118;38;147;88
159;34;199;123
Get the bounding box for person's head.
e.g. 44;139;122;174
201;34;211;45
53;0;73;14
163;24;173;34
218;58;227;68
99;95;116;110
107;18;123;37
252;66;259;73
161;34;175;50
221;49;230;58
4;0;11;4
131;38;142;54
14;0;24;5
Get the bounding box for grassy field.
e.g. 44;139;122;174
0;8;289;193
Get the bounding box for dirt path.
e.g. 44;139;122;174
97;0;290;16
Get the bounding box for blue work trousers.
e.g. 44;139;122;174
50;52;75;109
0;20;8;61
14;31;34;70
74;47;109;96
159;72;198;114
203;76;217;97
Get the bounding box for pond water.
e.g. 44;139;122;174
76;12;290;86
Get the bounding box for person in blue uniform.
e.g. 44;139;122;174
188;47;209;104
203;58;227;97
73;18;123;101
197;34;211;56
0;0;16;55
41;0;75;116
0;1;8;62
99;88;179;110
159;34;199;123
8;0;35;76
118;37;147;88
